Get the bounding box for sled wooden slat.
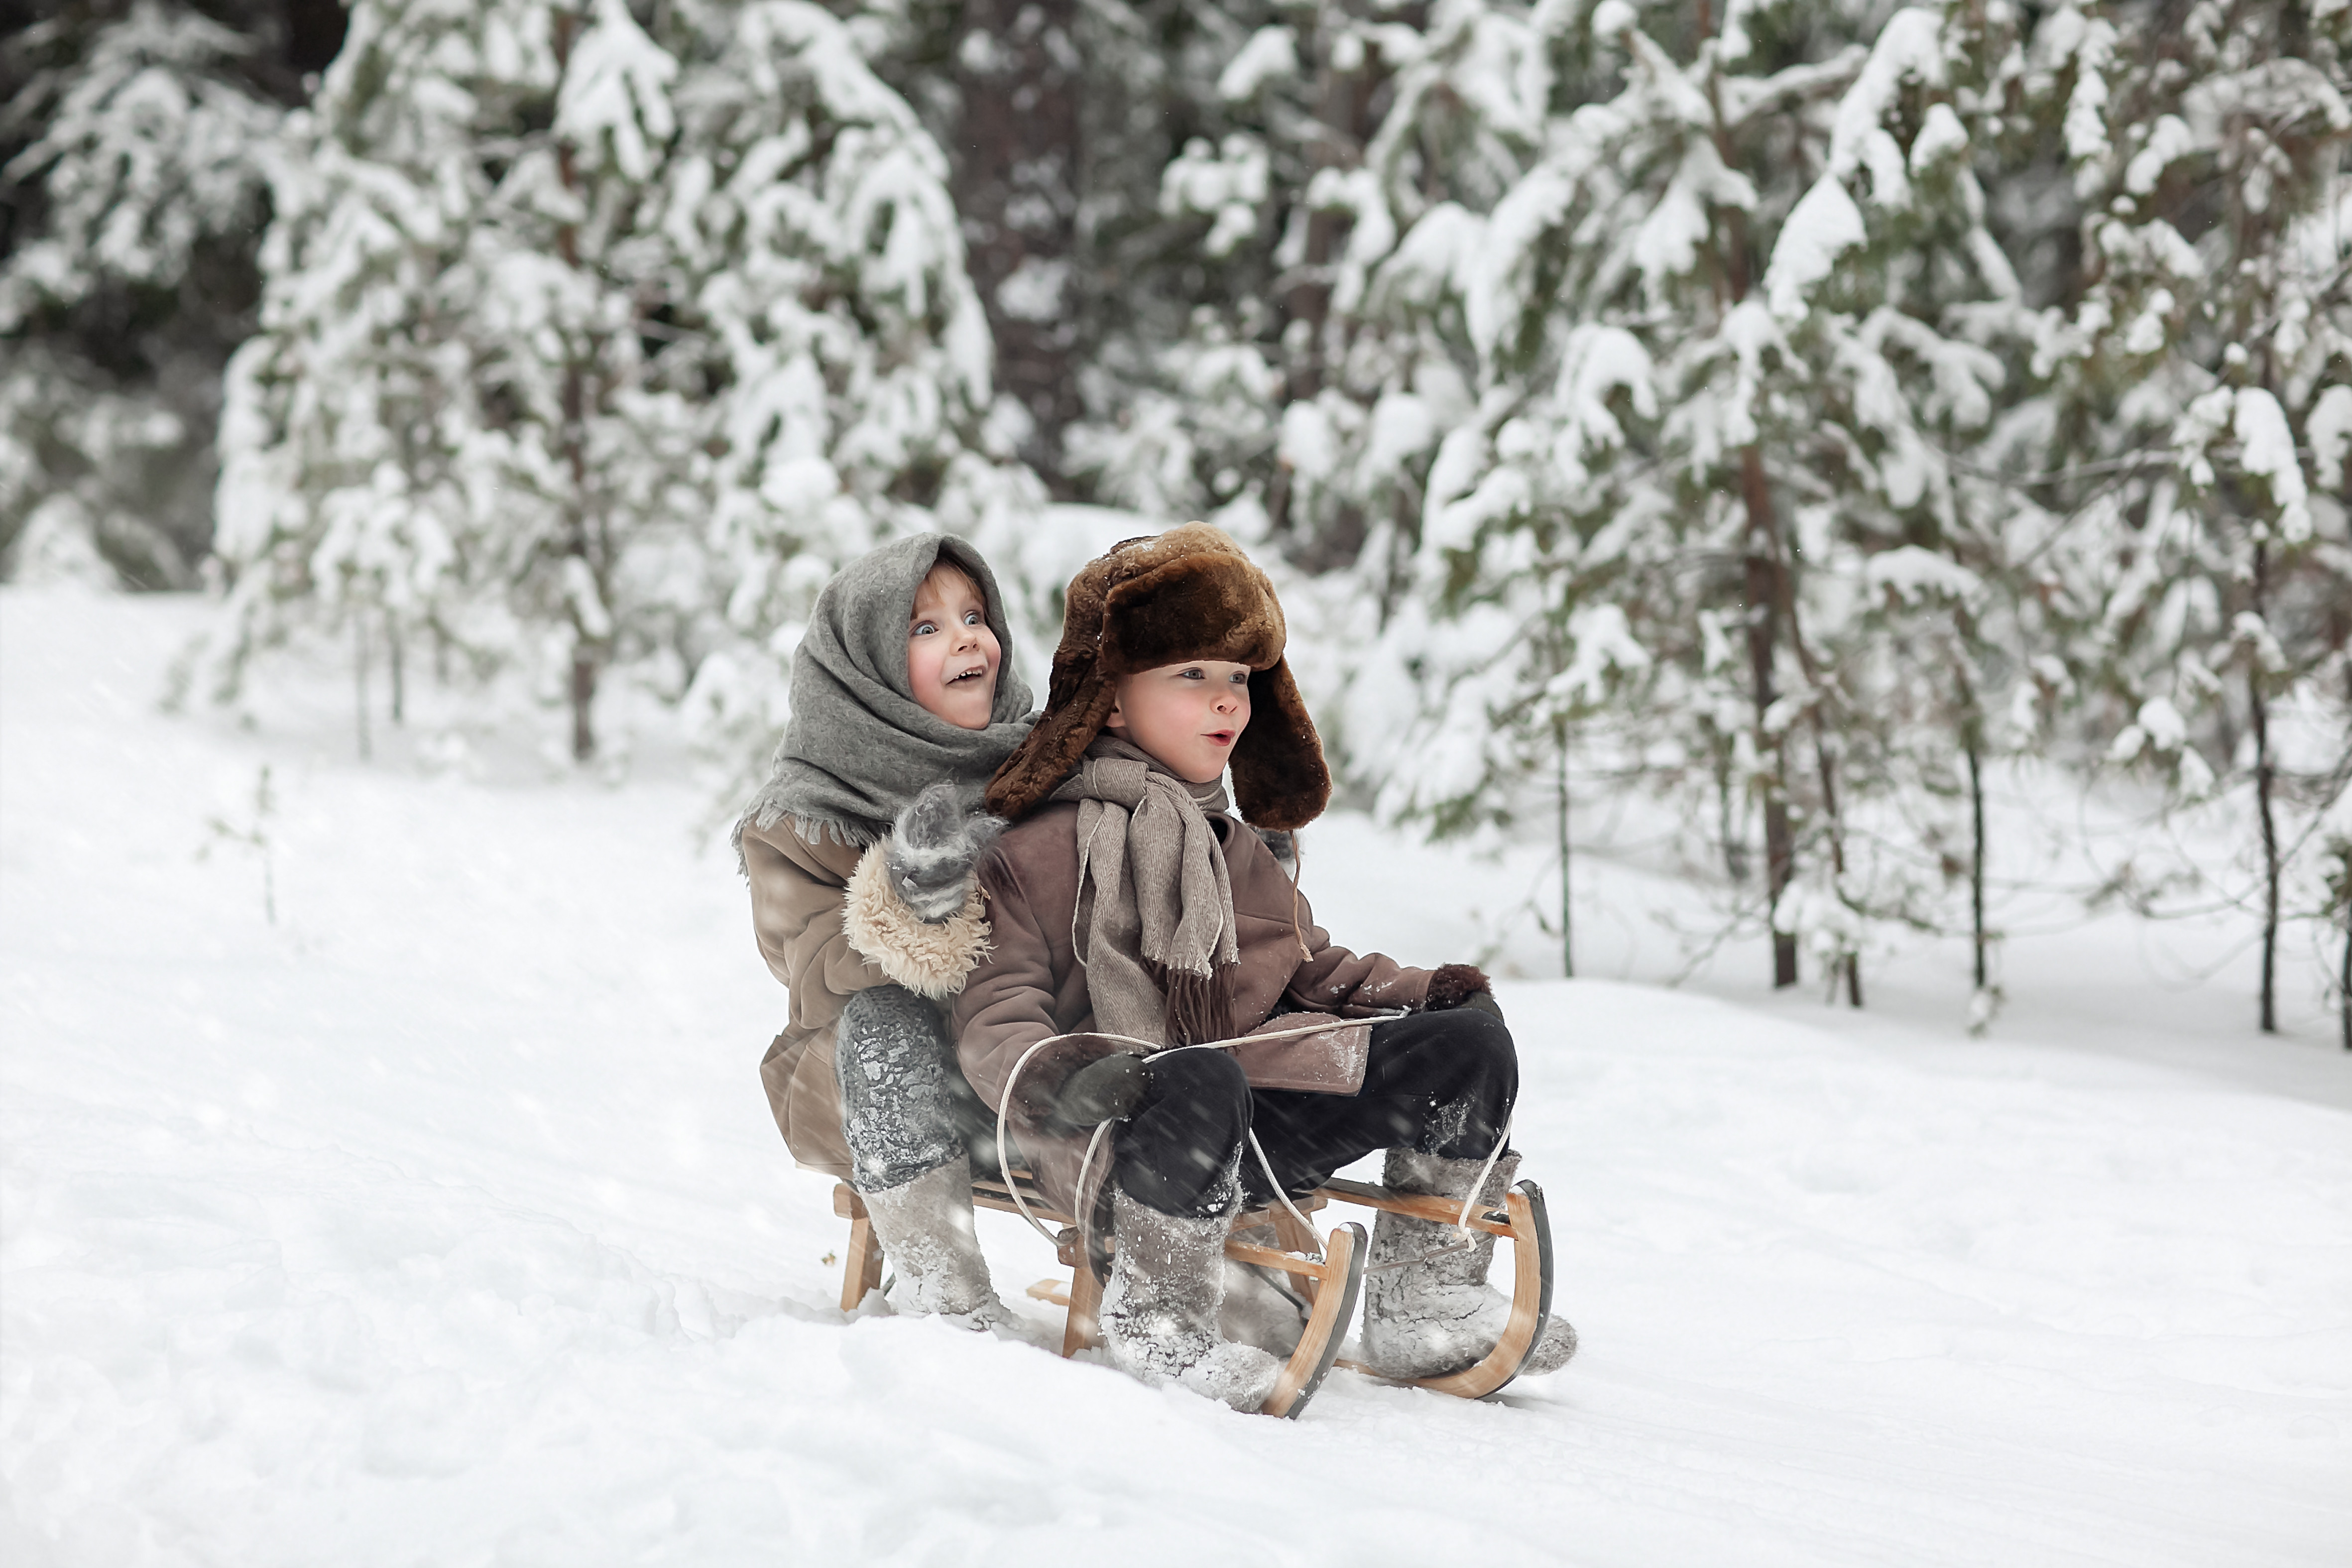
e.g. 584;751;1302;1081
1315;1177;1515;1235
1222;1237;1346;1281
1062;1253;1103;1357
836;1196;885;1314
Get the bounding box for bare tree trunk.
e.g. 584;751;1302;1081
386;612;405;725
2340;887;2350;1052
2251;541;2279;1034
1717;741;1749;884
1968;727;1988;991
353;614;371;761
1557;718;1575;980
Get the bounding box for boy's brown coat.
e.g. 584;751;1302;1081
950;803;1434;1219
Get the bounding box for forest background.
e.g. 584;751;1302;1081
3;0;2348;1040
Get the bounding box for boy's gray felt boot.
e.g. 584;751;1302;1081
1360;1149;1577;1380
1100;1188;1284;1412
860;1154;1011;1329
1218;1222;1309;1358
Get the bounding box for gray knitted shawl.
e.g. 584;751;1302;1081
740;534;1035;848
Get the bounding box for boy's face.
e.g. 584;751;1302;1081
906;564;1001;730
1103;660;1252;784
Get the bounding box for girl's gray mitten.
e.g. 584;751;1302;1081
885;781;1006;922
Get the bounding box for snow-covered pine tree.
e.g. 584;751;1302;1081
671;0;1041;785
213;0;1030;766
1062;0;1538;574
1339;1;2047;1000
2019;0;2350;1033
0;1;289;588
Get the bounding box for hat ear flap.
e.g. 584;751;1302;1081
1230;658;1329;831
986;657;1118;821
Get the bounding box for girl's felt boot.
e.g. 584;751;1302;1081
835;984;1008;1328
1360;1149;1577;1379
860;1155;1011;1328
1100;1187;1284;1411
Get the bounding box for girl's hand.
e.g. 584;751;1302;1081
885;781;1005;922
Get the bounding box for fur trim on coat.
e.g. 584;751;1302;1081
984;523;1332;831
842;844;993;999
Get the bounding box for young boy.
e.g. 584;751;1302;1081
736;533;1034;1328
954;524;1576;1409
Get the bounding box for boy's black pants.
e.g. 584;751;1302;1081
1111;1008;1518;1219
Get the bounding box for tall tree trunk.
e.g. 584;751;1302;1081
1702;28;1797;991
1269;9;1382;562
2250;541;2279;1034
949;0;1081;491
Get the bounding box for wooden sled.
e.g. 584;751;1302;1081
833;1169;1556;1411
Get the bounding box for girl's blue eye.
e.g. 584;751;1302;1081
913;621;937;636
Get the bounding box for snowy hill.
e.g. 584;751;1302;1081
3;587;2348;1567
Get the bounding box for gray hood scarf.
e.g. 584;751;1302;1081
738;533;1035;850
1049;734;1242;1048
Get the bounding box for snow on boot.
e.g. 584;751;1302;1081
860;1155;1012;1330
1360;1149;1577;1380
1099;1188;1284;1412
1218;1222;1309;1358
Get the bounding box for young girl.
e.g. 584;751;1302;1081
735;533;1032;1328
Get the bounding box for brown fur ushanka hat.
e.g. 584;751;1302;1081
985;522;1332;830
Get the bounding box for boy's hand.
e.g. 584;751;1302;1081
1051;1053;1149;1128
1424;963;1502;1023
886;781;1006;922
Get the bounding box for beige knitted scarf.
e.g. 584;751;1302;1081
1049;735;1239;1046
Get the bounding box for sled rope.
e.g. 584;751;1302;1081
990;1013;1490;1267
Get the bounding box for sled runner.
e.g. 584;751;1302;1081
832;1169;1556;1411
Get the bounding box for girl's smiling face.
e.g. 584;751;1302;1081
906;564;1001;729
1103;660;1252;783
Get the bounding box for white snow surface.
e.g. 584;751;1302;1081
4;587;2350;1566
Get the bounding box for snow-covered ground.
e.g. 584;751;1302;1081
4;586;2348;1567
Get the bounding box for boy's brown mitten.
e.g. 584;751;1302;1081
1425;963;1503;1024
1051;1052;1150;1129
